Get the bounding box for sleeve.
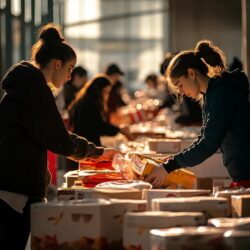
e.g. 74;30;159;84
17;87;103;160
163;85;238;173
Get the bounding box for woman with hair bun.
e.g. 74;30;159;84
0;23;118;249
145;40;250;189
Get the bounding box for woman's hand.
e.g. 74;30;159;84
98;148;122;161
144;164;168;188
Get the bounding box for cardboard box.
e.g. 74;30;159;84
57;188;142;201
148;139;180;153
150;227;225;250
208;217;250;229
195;177;213;190
152;196;228;219
31;200;126;250
231;195;250;217
215;189;250;216
109;199;147;212
123;211;206;250
142;189;211;210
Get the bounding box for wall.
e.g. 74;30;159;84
169;0;241;64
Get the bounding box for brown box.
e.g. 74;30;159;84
231;195;250;217
195;177;213;190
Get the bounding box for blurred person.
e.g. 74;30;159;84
144;40;250;189
144;73;167;101
68;74;132;170
63;65;88;109
105;63;129;113
0;24;118;249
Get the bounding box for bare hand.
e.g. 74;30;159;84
144;164;168;188
98;148;122;161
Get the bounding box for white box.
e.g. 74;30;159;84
142;189;211;210
148;139;180;153
31;200;126;249
57;187;142;201
109;199;147;212
123;211;205;250
152;196;228;218
150;227;225;250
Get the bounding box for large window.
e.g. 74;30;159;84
64;0;169;91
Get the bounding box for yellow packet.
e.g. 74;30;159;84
129;153;196;189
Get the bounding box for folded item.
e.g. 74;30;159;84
95;180;152;190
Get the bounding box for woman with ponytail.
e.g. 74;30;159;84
0;24;118;249
145;40;250;189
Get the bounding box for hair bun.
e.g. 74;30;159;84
195;40;213;56
39;24;65;43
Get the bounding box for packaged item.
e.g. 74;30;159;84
57;187;142;201
215;188;250;216
224;229;250;250
208;217;250;230
79;170;125;188
31;200;126;250
113;153;196;189
109;199;147;212
79;159;113;171
231;194;250;217
148;139;180;153
152;196;228;219
95;180;152;190
124;211;206;250
142;189;211;210
150;226;225;250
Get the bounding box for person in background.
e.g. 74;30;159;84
145;40;250;188
160;52;202;126
67;74;131;170
105;63;128;114
0;24;118;249
63;65;88;109
144;73;167;100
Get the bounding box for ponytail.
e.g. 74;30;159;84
166;40;227;100
31;23;76;68
195;40;227;75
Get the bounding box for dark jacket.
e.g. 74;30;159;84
71;97;119;146
164;70;250;182
0;61;103;198
63;82;79;109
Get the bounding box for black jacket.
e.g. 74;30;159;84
71;96;119;146
164;70;250;182
0;61;103;198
